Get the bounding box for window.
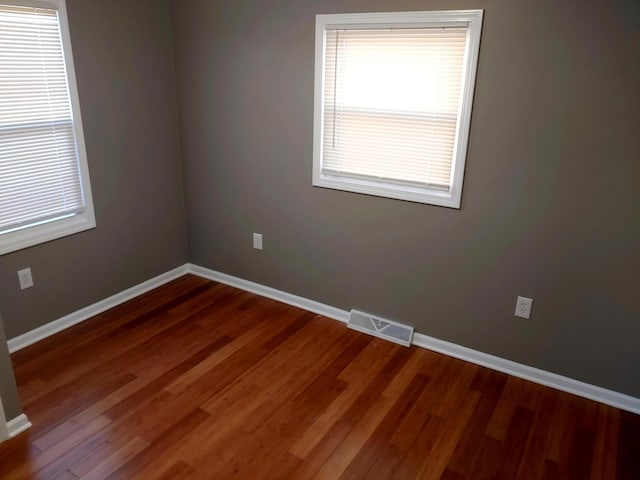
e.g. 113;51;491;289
0;0;94;255
313;10;483;208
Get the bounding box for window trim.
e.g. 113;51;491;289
0;0;95;255
312;10;483;209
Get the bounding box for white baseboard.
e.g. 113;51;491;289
7;414;31;438
6;262;640;415
186;264;640;415
412;333;640;415
7;265;190;353
187;264;349;323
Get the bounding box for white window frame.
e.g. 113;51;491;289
312;10;483;208
0;0;95;255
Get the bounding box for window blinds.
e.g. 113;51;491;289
322;26;468;191
0;3;84;234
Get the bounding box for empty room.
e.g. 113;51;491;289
0;0;639;478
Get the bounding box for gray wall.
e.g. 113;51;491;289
0;0;188;341
171;0;640;397
0;315;20;420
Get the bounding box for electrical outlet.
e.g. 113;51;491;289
514;296;533;319
18;267;34;290
253;233;263;250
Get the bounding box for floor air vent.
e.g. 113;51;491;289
347;310;414;347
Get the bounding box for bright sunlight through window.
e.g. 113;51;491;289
313;10;483;208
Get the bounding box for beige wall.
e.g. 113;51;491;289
171;0;640;396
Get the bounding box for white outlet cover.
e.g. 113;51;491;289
18;268;34;290
515;296;533;319
252;233;263;250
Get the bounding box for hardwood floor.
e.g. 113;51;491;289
1;274;638;479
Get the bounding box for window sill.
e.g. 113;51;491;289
313;175;461;209
0;212;96;256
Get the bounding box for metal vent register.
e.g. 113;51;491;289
347;310;414;347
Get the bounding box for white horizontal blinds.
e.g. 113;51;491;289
323;26;467;190
0;3;84;233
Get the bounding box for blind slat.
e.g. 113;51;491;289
322;26;467;189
